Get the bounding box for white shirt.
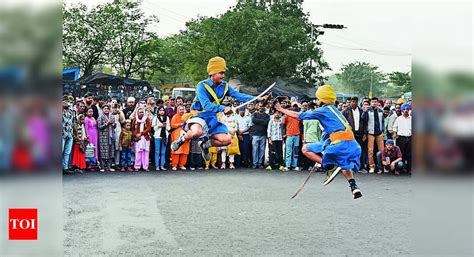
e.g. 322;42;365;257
352;107;360;131
393;115;412;136
235;114;252;134
152;116;170;138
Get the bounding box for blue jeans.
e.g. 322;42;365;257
252;135;266;167
120;146;132;168
376;152;404;171
62;136;73;170
285;135;300;168
154;138;167;169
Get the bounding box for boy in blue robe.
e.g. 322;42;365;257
171;57;265;161
275;85;363;199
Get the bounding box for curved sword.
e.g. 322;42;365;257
234;82;276;110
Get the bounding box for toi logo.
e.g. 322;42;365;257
9;208;38;240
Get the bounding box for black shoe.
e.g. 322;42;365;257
351;184;363;199
198;138;211;161
171;136;186;151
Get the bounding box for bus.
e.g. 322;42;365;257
172;88;196;100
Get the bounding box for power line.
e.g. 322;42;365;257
330;30;410;53
320;40;411;56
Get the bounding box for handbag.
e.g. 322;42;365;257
79;138;89;153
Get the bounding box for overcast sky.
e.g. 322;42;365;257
65;0;419;74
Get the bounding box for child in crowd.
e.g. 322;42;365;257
119;120;133;172
189;139;204;170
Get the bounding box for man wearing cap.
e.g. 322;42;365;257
171;56;265;161
274;85;363;199
376;139;404;175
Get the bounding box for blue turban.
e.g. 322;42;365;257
401;103;410;111
386;139;395;145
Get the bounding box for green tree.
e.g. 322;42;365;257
387;71;411;93
63;3;119;76
336;61;386;97
169;2;328;86
107;2;161;78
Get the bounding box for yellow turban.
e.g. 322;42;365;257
207;56;227;75
315;84;336;104
397;98;406;104
162;95;169;101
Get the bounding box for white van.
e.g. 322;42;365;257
172;88;196;100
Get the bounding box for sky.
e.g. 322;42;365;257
64;0;472;75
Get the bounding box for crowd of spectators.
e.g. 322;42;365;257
62;92;412;175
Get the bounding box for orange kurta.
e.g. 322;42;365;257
170;113;190;155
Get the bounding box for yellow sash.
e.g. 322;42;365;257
182;82;229;122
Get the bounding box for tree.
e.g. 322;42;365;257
107;2;161;78
335;61;386;97
63;3;119;76
169;1;328;86
387;71;411;93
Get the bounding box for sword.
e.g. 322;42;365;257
290;164;319;199
234;82;276;110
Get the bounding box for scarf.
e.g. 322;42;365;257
135;108;149;151
158;114;167;138
100;113;116;144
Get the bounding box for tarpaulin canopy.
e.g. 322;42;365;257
80;73;149;87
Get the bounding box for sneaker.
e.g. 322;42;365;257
190;167;195;171
172;167;177;171
120;168;126;172
179;166;186;170
258;165;264;169
109;168;115;172
384;168;389;173
171;136;186;151
229;163;235;169
220;163;226;169
279;165;285;171
369;168;375;173
265;165;272;170
100;169;105;173
394;171;400;175
160;167;167;171
198;138;211;161
323;165;342;186
127;167;134;172
283;167;290;171
359;169;368;174
351;184;363;199
293;167;300;171
377;170;383;175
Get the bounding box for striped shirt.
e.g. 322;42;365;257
267;116;283;141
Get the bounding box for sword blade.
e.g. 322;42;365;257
290;165;318;199
235;82;276;110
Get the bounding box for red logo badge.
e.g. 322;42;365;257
9;208;38;240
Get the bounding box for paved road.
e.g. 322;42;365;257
64;169;412;256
